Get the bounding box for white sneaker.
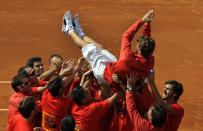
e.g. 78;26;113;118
73;14;84;37
62;11;74;34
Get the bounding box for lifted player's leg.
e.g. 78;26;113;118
62;11;89;48
72;13;105;50
62;11;117;85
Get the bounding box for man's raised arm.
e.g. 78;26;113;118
120;10;154;60
147;71;173;114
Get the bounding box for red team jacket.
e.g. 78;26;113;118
103;20;154;89
126;91;165;131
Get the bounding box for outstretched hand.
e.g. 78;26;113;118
61;59;74;70
126;73;137;88
77;57;86;67
74;57;87;74
141;10;154;22
112;74;122;84
79;69;93;87
59;59;74;77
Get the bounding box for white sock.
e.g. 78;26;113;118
68;29;74;35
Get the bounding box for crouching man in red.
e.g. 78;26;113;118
7;96;37;131
126;73;167;131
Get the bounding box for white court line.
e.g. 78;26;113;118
0;82;10;111
0;109;8;111
0;81;11;84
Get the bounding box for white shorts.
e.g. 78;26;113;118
81;44;117;84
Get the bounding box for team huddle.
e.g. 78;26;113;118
7;10;184;131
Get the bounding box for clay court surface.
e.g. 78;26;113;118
0;0;203;130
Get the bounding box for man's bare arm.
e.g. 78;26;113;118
38;67;57;81
38;59;63;81
59;59;75;87
36;86;47;93
60;57;87;88
147;71;173;114
108;91;123;106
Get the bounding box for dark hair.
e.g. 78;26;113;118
151;104;167;128
26;57;42;68
11;74;27;92
18;96;36;118
70;86;85;106
137;36;155;58
18;66;28;75
135;79;142;86
48;76;63;97
165;80;183;102
49;54;63;65
61;115;75;131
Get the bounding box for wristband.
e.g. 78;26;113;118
126;85;133;92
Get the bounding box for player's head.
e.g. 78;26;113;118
163;80;183;102
49;54;63;68
18;96;37;119
27;57;43;77
137;36;155;58
18;66;28;75
18;66;38;84
48;76;65;97
60;115;75;131
71;85;92;106
71;73;95;106
71;86;85;106
11;73;32;93
147;104;167;128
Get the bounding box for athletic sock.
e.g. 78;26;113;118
68;29;74;35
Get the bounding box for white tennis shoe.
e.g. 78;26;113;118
73;14;84;37
62;10;74;34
